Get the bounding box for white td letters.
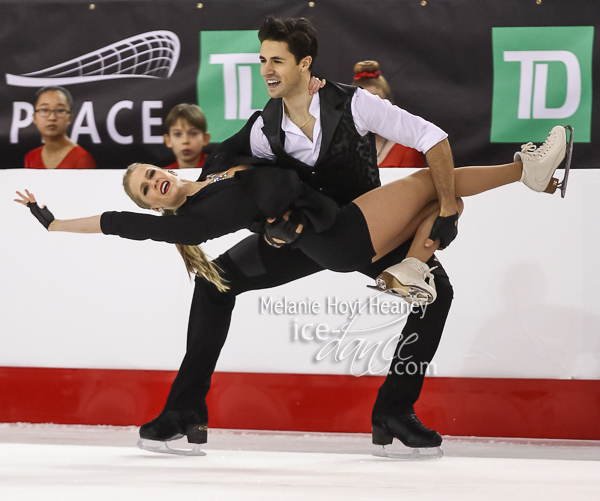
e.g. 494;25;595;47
209;53;262;120
504;50;581;119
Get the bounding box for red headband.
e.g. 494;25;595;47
354;70;381;80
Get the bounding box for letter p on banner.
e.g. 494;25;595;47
491;26;593;143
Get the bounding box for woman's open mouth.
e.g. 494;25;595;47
161;181;170;194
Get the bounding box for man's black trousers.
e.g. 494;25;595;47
162;233;453;424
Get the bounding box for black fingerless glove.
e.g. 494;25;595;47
428;212;459;249
27;201;55;230
264;212;301;248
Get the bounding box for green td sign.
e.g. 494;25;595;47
491;26;593;143
197;30;270;142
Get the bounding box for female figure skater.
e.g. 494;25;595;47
15;125;570;305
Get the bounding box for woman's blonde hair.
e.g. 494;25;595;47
351;60;394;103
122;163;228;292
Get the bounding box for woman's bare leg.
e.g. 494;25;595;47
353;161;521;259
367;198;464;262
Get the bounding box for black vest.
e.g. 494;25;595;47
202;82;380;206
260;82;380;205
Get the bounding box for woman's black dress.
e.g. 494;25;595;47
101;167;376;272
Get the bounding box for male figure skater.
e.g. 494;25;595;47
139;16;458;456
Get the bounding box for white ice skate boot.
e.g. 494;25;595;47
516;125;573;197
370;257;437;305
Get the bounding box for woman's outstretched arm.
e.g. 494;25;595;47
15;189;209;245
15;190;102;233
50;216;102;233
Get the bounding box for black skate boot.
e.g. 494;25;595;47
372;413;443;459
138;409;208;456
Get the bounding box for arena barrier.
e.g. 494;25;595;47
1;168;598;439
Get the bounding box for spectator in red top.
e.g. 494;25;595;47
25;86;96;169
352;61;425;168
163;104;211;169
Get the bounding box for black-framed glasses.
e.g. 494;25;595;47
34;108;71;118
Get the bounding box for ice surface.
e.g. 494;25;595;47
0;423;599;500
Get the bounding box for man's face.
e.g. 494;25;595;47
260;40;309;99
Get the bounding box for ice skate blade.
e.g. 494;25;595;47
137;438;206;456
557;125;574;198
373;445;443;460
366;284;431;305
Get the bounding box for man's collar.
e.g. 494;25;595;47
281;93;320;132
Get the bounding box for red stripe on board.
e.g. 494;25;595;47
0;367;599;440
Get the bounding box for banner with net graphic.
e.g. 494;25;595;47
0;0;597;169
5;31;181;88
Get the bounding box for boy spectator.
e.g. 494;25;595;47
163;104;211;169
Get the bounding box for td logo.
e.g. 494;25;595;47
197;30;270;142
491;26;593;143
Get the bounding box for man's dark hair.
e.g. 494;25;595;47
258;16;318;70
34;86;74;110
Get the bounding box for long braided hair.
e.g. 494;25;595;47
122;163;228;292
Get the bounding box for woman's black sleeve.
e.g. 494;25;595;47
100;211;208;245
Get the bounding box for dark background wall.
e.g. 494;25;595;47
0;0;597;168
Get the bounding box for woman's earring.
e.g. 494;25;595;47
159;208;165;215
168;169;177;176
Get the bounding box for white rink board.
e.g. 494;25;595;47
1;167;599;379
